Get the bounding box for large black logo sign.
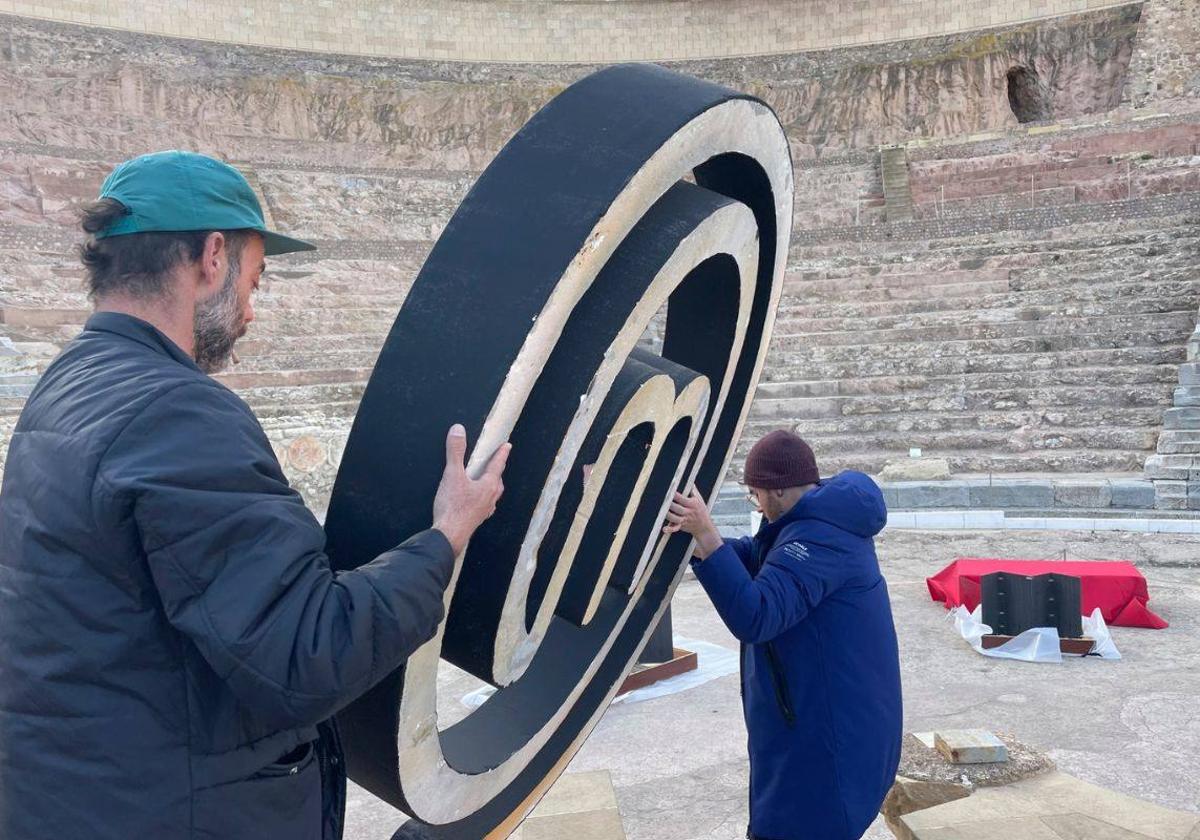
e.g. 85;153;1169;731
325;64;793;838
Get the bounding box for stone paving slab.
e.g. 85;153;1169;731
901;772;1200;839
510;771;626;840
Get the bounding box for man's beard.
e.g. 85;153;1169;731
193;258;245;374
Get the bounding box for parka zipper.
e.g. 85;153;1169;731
749;536;797;728
763;642;796;727
317;718;346;840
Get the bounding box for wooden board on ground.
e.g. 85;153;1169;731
618;647;698;695
934;730;1008;765
981;635;1095;655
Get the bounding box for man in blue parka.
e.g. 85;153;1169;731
665;430;902;840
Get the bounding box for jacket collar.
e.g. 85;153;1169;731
753;492;811;545
83;311;202;373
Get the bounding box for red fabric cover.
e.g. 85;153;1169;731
926;558;1168;629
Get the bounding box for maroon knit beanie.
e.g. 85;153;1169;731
743;430;820;489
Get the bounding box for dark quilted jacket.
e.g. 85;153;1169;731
0;312;454;840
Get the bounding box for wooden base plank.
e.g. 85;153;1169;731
617;647;698;695
981;635;1095;655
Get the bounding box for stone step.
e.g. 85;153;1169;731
791;228;1200;271
235;332;384;356
923;160;1200;207
734;427;1156;458
0;373;38;398
1173;385;1200;406
748;383;1174;420
790;216;1200;263
1178;361;1200;385
754;362;1180;400
776;277;1200;320
785;248;1200;299
770;311;1196;349
0;307;399;339
712;491;754;518
0;305;90;328
253;291;409;311
1163;406;1200;430
784;276;1011;303
760;342;1185;380
734;445;1156;477
782;260;1195;309
245;309;396;336
770;350;1184;389
1150;478;1200;510
784;251;1043;282
251;399;361;423
1006;259;1199;291
738;404;1164;438
912;152;1115;182
0;397;28;416
229;348;382;373
782;267;1010;297
914;185;1079;218
727;447;1152;476
215;367;372;390
926;161;1128;201
774;296;1198;336
1154;431;1200;455
0;261;429;299
763;328;1185;367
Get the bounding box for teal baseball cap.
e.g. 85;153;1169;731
95;150;316;256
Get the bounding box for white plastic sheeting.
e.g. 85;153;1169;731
461;637;740;710
948;605;1121;663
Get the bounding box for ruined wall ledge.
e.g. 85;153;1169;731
0;0;1139;64
789;191;1200;245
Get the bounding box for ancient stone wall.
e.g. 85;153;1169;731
0;0;1138;63
1;6;1196;510
1124;0;1200;106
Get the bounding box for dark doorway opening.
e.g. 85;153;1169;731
1007;66;1053;123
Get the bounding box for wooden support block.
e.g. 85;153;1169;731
934;730;1009;765
617;647;698;696
981;635;1095;655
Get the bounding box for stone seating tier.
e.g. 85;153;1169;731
2;108;1198;509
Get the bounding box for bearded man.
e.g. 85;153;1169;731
0;151;509;840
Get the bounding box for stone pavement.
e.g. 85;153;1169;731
344;527;1200;839
900;771;1200;839
510;771;626;840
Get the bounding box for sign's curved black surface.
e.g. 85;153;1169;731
325;63;794;838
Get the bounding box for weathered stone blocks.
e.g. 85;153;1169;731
1109;479;1157;509
1052;480;1112;508
969;480;1055;509
894;482;971;509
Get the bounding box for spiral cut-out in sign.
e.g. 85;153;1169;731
324;64;794;838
